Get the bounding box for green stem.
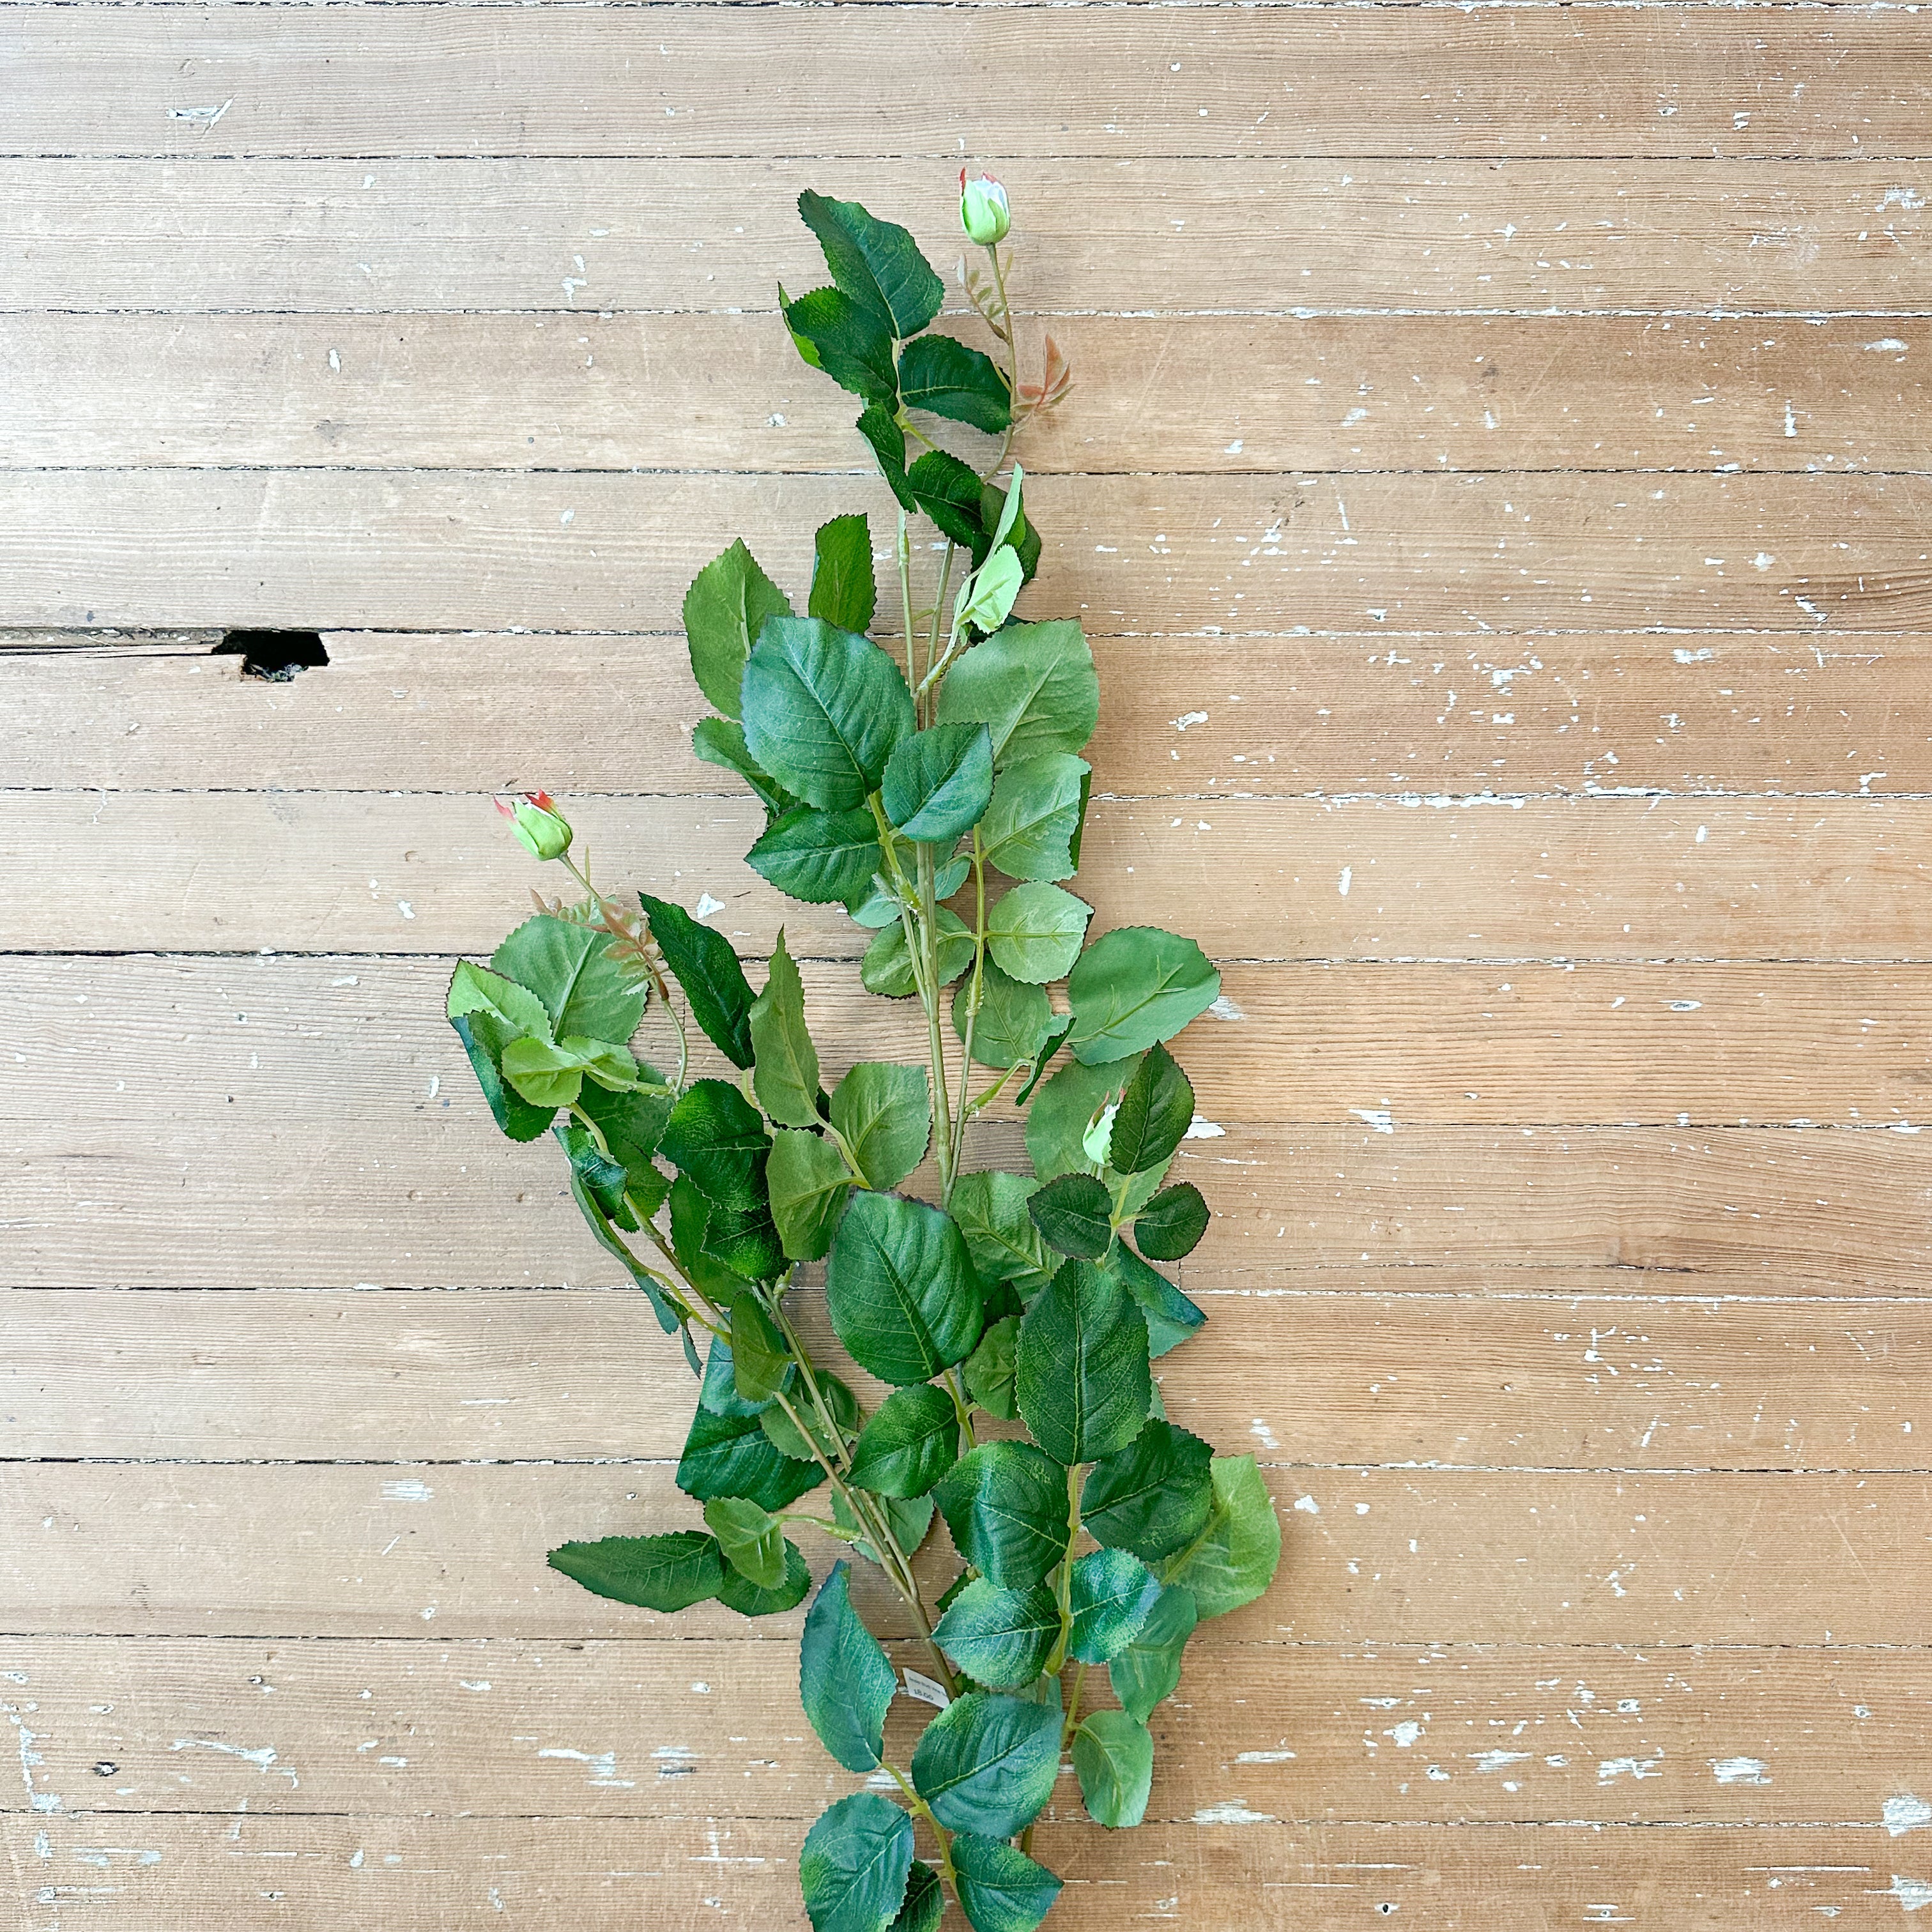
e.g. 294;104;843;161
916;842;957;1202
895;506;918;690
949;829;988;1181
1044;1458;1084;1677
884;1762;958;1892
924;540;957;703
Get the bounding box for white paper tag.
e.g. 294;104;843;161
902;1668;951;1710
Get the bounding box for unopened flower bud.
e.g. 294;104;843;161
496;790;572;862
960;170;1011;247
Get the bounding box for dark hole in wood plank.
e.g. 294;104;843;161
216;629;329;682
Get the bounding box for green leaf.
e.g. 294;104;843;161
678;1403;824;1510
881;724;993;845
798;188;944;339
727;1290;792;1404
747;931;821;1128
448;1008;555;1142
716;1537;811;1616
797;1790;915;1932
932;1579;1060;1690
692;715;795;819
703;1496;785;1590
1067;1547;1162;1664
1108;1241;1207;1359
829;1062;932;1192
1133;1182;1211;1262
890;1862;944;1932
669;1174;759;1309
980;753;1089;883
954;546;1023;639
1158;1455;1282;1619
855;402;916;509
984;883;1092;985
1072;1709;1154;1830
801;1561;899;1774
499;1035;587;1109
932;1440;1070;1588
962;1313;1020;1420
937;619;1098;768
809;512;878;632
1066;926;1221;1067
861;910;973;998
492;914;645;1046
448;959;554;1044
700;1331;767;1418
638;893;756;1070
767;1128;853;1261
825;1192;982;1386
978;475;1042;584
682;537;793;718
781;283;899;406
548;1531;722;1613
949;1172;1053;1295
953;960;1053;1071
907;450;985;548
700;1199;785;1284
850;1384;960;1499
747;806;882;907
576;1076;672;1190
556;1117;634;1225
1109;1583;1197;1722
1026;1171;1114;1260
1109;1042;1195;1176
1082;1419;1215;1563
1016;1259;1152;1466
1024;1054;1137;1181
898;334;1011;434
761;1371;861;1464
910;1692;1061;1839
949;1835;1062;1932
742;616;915;811
834;1487;935;1570
660;1078;770;1211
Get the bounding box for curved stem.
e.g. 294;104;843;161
884;1762;958;1892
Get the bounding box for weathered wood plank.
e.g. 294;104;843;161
6;468;1932;634
13;629;1932;800
10;1284;1928;1473
5;159;1924;315
10;10;1926;162
8;1634;1927;1828
3;1459;1925;1643
8;1813;1913;1930
10;314;1922;477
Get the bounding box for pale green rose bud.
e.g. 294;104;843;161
496;789;572;861
960;170;1011;247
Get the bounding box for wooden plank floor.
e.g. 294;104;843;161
3;4;1931;1928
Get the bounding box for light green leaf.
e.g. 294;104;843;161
1016;1258;1152;1466
692;715;794;818
932;1579;1060;1690
767;1128;853;1261
910;1691;1061;1839
447;960;554;1043
962;1312;1021;1420
953;960;1053;1071
810;512;878;633
833;1487;936;1571
984;882;1092;985
850;1384;960;1499
1082;1419;1215;1563
492;914;645;1046
703;1496;785;1590
499;1036;586;1108
829;1062;931;1191
936;619;1099;767
742;616;915;810
761;1371;861;1465
797;1790;915;1932
980;753;1089;883
1158;1455;1282;1619
932;1440;1070;1589
1109;1582;1198;1722
548;1531;723;1613
727;1289;792;1405
881;724;993;845
800;1561;899;1774
747;806;883;907
825;1192;982;1386
798;188;945;339
1067;1547;1162;1664
682;537;793;719
448;1004;555;1142
1066;926;1221;1067
1072;1709;1154;1829
953;545;1024;638
949;1834;1062;1932
949;1171;1053;1296
898;335;1011;434
716;1537;811;1616
861;910;974;998
748;932;821;1128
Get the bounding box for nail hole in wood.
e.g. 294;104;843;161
217;629;329;682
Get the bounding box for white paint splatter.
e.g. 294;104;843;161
538;1747;634;1789
1887;1874;1932;1912
1711;1756;1769;1786
1208;994;1246;1022
1351;1108;1394;1135
693;893;725;920
1236;1750;1296;1763
1389;1722;1423;1748
1183;1118;1227;1140
170;1738;298;1788
1471;1751;1531;1774
1293;1495;1320;1515
382;1480;433;1503
1172;711;1209;732
1338;866;1352;896
1250;1418;1280;1451
1191;1801;1276;1824
1673;647;1715;664
1598;1755;1664;1784
1887;1797;1932;1837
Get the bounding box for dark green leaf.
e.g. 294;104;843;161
1133;1182;1211;1261
779;282;898;405
1016;1259;1152;1466
826;1192;983;1386
767;1128;853;1261
898;335;1011;434
936;619;1098;768
810;512;878;632
1067;926;1222;1067
907;450;986;548
850;1384;960;1499
682;537;793;717
855;402;916;509
692;715;795;818
1067;1547;1162;1664
1025;1055;1137;1181
1158;1455;1282;1619
985;882;1092;985
1012;1013;1074;1105
1109;1583;1197;1722
1072;1710;1154;1830
881;724;993;844
747;806;883;907
949;1835;1062;1932
861;910;974;998
728;1290;792;1405
548;1531;721;1613
668;1175;759;1310
797;1790;915;1932
703;1496;784;1589
638;892;756;1070
1109;1042;1195;1176
932;1440;1070;1589
678;1403;824;1510
449;1009;555;1142
889;1862;944;1932
1108;1241;1207;1359
801;1562;898;1772
557;1118;634;1227
748;931;822;1128
1082;1419;1215;1563
979;753;1089;882
492;914;645;1046
701;1199;785;1283
911;1692;1061;1839
949;1171;1053;1294
576;1075;673;1194
829;1062;931;1192
962;1313;1020;1420
716;1537;811;1616
661;1078;770;1212
567;1157;680;1331
798;188;945;339
1026;1172;1114;1260
953;959;1053;1071
700;1332;767;1418
834;1487;935;1570
932;1579;1059;1690
761;1372;861;1464
742;616;915;811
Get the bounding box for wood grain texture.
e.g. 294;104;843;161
6;159;1924;315
10;10;1928;161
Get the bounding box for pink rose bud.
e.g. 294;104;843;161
496;790;572;861
960;170;1011;247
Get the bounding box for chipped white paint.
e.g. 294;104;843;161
1886;1797;1932;1837
168;99;233;127
538;1746;635;1789
1389;1721;1424;1749
1183;1118;1225;1140
1711;1756;1770;1786
1351;1107;1395;1134
1208;994;1245;1022
1471;1751;1531;1774
1250;1418;1280;1451
693;893;726;920
12;1714;59;1814
1172;710;1209;732
1598;1755;1664;1784
170;1738;298;1788
1887;1874;1932;1912
1338;866;1352;896
1190;1801;1276;1825
1292;1494;1320;1515
1236;1750;1296;1763
381;1480;433;1503
1673;647;1715;664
